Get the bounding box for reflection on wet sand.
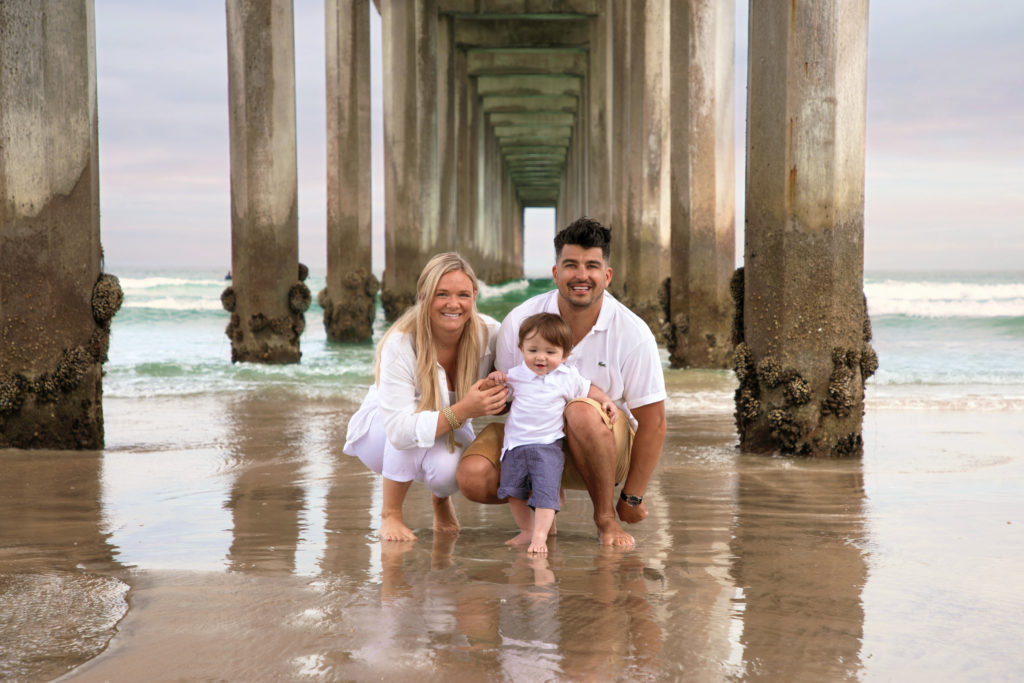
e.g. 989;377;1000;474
730;457;866;681
2;380;1022;680
0;451;126;681
224;396;307;575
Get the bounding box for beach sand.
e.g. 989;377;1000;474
2;370;1022;681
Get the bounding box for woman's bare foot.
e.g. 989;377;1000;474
432;495;461;535
380;513;417;542
506;530;533;546
527;539;549;554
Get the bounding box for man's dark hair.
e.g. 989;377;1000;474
554;216;611;262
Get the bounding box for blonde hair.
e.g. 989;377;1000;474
375;252;486;412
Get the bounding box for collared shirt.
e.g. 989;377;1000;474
495;290;666;429
502;361;591;455
351;315;500;451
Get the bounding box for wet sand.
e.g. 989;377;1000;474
2;371;1023;681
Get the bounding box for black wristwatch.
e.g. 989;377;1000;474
619;491;643;507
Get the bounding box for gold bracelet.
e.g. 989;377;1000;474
442;406;463;431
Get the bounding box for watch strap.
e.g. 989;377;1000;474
619;490;643;506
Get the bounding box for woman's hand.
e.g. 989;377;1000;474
457;378;508;418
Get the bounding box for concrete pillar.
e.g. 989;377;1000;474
736;1;875;457
454;30;474;266
666;0;735;369
379;0;439;320
620;2;647;306
0;0;121;449
437;13;458;250
587;4;613;228
223;0;309;363
467;77;486;273
608;0;631;294
320;0;377;342
624;0;671;339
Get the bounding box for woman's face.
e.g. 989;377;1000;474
430;269;476;338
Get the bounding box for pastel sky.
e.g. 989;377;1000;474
94;1;1023;275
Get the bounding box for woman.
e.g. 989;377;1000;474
343;253;507;542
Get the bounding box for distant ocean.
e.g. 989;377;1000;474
105;268;1024;414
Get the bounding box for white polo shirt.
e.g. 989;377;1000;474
495;290;666;429
502;361;591;455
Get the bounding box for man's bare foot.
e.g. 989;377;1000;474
380;514;417;542
527;539;549;554
506;530;533;546
596;517;635;547
432;495;461;535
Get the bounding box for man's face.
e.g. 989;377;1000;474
553;244;611;310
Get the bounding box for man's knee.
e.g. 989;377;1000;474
456;454;498;503
565;401;614;440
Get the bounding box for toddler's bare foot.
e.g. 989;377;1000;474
432;495;461;535
380;515;417;542
505;530;533;546
527;539;549;554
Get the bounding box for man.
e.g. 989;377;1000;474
457;217;667;546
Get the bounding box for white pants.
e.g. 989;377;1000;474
344;408;473;499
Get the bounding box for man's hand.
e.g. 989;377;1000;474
601;398;617;425
616;497;648;524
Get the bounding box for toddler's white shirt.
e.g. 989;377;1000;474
501;361;590;456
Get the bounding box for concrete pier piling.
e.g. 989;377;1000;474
666;0;736;369
223;0;309;363
320;0;378;342
379;0;441;320
736;1;876;457
0;0;121;449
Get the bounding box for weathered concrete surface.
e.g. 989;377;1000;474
224;0;308;362
667;0;735;369
0;1;121;449
621;0;671;340
321;0;377;342
737;1;876;457
379;0;440;320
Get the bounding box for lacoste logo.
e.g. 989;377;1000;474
598;361;607;367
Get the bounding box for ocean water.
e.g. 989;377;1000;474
105;268;1024;412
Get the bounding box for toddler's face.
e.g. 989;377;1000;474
519;330;566;376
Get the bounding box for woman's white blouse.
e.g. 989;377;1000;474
350;315;500;451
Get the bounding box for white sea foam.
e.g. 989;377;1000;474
865;279;1024;318
119;276;226;290
479;279;530;299
121;297;224;311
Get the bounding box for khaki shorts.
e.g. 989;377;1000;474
462;397;633;490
